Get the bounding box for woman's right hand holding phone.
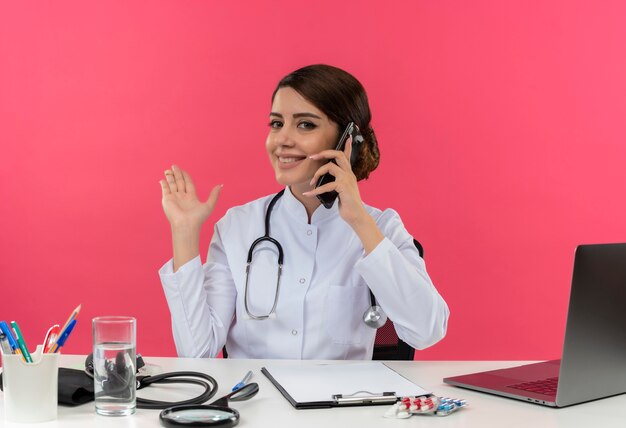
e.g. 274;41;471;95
160;165;222;271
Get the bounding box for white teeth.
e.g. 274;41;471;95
279;157;304;164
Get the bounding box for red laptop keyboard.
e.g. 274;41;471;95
508;377;559;396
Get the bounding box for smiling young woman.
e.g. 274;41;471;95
158;64;449;360
266;86;339;205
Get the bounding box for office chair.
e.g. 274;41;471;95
224;238;424;360
371;238;423;361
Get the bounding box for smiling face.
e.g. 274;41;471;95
266;87;339;193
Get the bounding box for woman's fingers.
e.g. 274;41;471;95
310;149;351;171
171;165;186;193
309;162;343;186
164;166;195;195
302;181;336;196
164;170;178;193
181;169;196;195
344;136;353;166
163;166;218;216
311;134;352;167
205;184;223;210
159;179;171;195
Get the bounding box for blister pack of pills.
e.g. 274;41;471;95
384;395;468;418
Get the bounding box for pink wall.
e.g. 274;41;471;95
2;1;626;360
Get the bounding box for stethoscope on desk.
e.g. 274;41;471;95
158;383;259;428
244;189;388;329
84;353;259;427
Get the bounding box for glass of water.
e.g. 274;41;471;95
92;316;136;416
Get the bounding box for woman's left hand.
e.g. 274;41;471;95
303;137;368;227
304;138;385;253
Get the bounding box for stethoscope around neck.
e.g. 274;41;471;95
243;189;388;329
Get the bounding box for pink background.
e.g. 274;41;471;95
1;1;626;360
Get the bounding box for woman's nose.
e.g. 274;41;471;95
273;127;296;147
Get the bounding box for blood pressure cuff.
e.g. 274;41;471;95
0;367;95;406
57;367;96;406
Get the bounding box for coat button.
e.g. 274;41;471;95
291;329;298;335
299;278;306;284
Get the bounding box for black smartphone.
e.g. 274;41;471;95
315;122;364;209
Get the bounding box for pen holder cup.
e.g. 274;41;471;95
1;345;59;423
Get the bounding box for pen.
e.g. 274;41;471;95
43;324;60;353
232;370;253;391
11;321;33;363
0;321;21;356
0;333;14;355
49;319;77;353
58;304;81;338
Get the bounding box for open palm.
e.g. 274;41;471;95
160;165;222;231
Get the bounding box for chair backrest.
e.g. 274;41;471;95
371;238;423;361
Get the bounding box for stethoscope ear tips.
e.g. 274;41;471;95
363;305;388;329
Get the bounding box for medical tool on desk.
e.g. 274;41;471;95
159;382;259;428
85;353;222;409
244;188;387;328
84;352;260;414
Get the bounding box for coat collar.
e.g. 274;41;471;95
281;186;339;225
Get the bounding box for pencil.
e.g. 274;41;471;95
60;304;82;333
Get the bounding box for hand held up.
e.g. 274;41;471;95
159;165;222;271
160;165;222;231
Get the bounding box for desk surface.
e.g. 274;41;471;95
2;356;626;427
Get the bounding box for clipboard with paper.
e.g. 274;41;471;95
261;362;430;409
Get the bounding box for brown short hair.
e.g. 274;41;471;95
272;64;380;181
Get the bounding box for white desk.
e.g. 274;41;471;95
2;356;626;427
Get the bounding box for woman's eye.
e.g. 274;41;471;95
298;121;317;130
268;120;283;129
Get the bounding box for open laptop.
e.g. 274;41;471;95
444;243;626;407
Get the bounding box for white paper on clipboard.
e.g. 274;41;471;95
262;362;429;404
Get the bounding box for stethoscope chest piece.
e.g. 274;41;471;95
363;305;388;329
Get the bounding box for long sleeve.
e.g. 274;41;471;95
159;225;237;357
158;189;448;359
354;209;449;350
